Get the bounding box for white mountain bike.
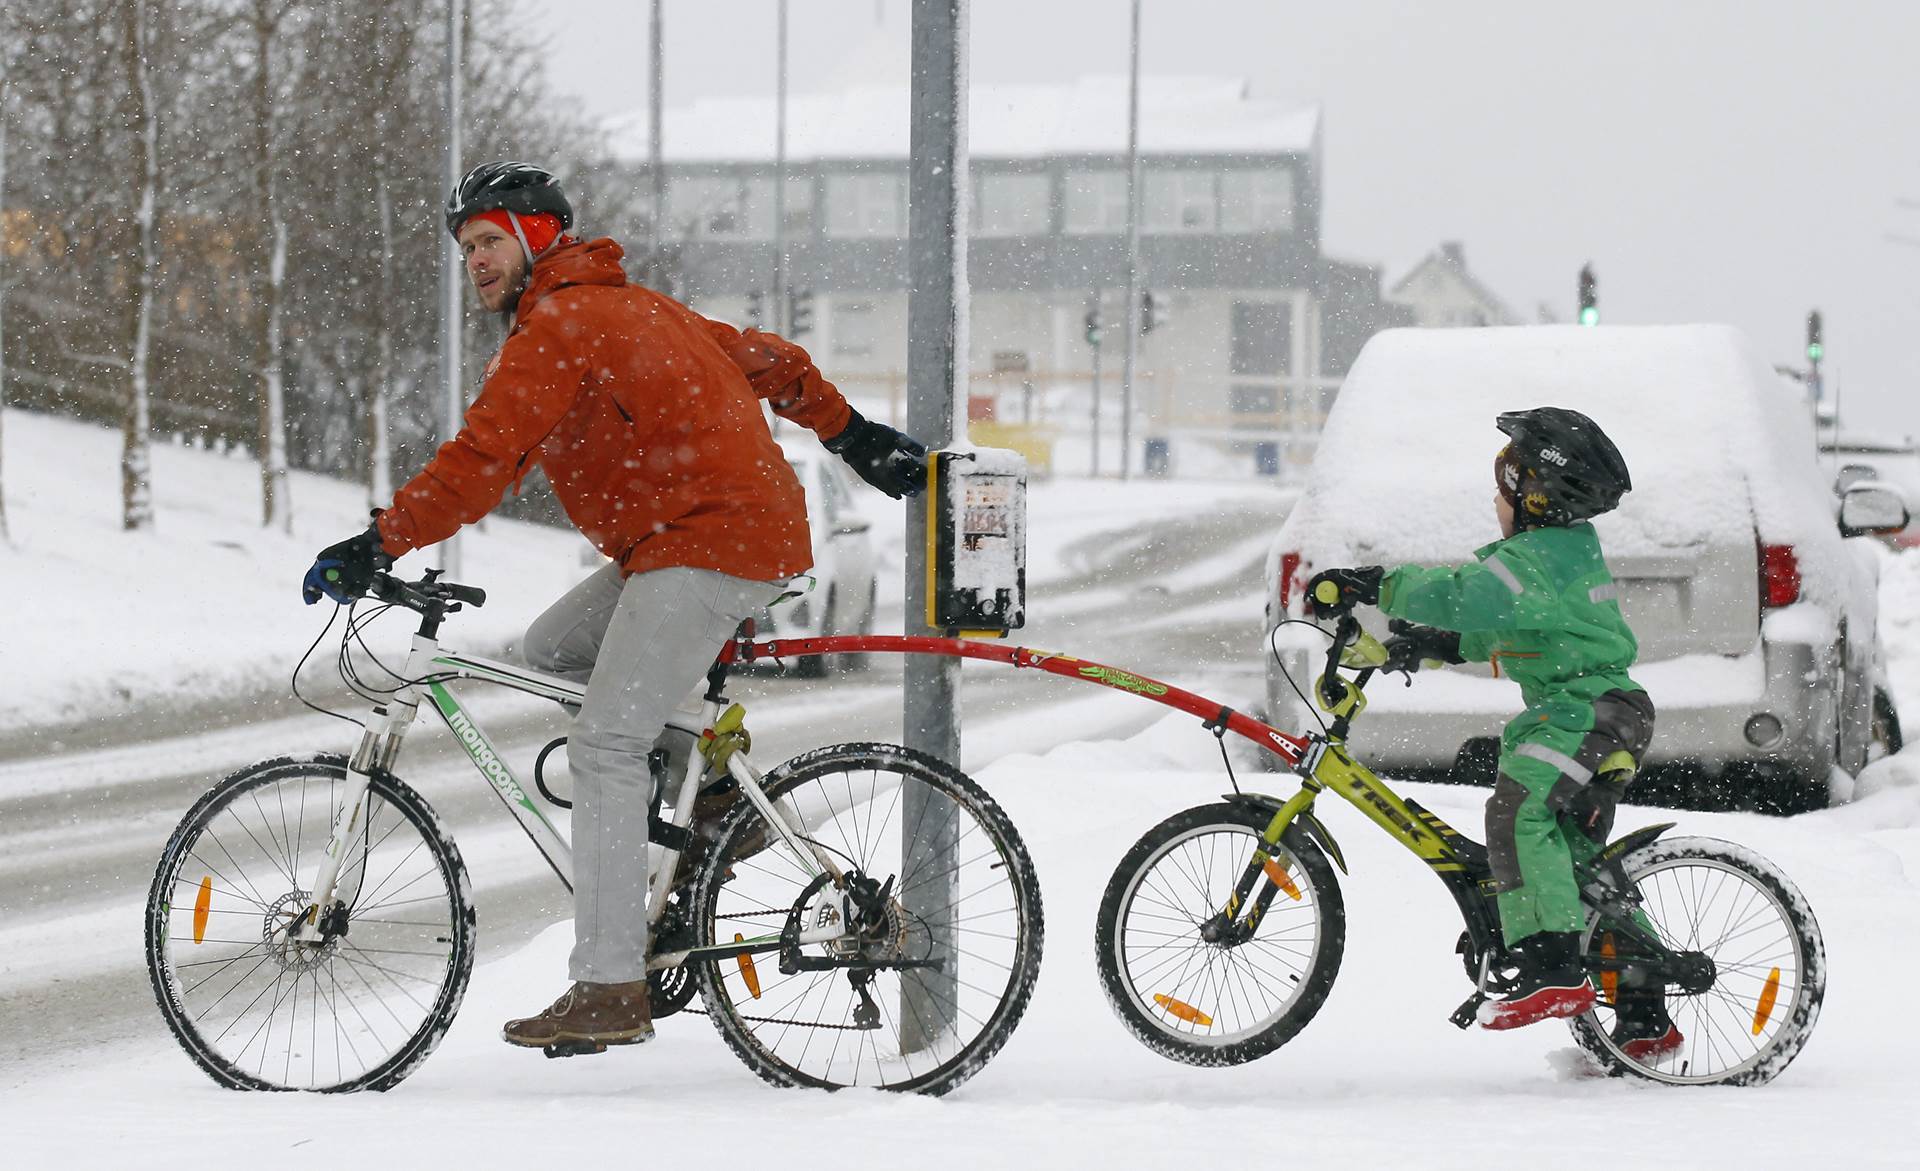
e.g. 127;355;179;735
145;570;1042;1095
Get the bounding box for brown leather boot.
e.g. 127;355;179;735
671;786;774;891
501;980;654;1048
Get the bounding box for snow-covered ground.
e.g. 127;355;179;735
5;405;1920;1167
11;719;1920;1168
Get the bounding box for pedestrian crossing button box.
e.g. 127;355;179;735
927;448;1027;637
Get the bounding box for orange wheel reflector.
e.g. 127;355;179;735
1262;857;1302;901
735;935;762;1000
1599;933;1618;1005
1153;993;1214;1027
1752;967;1782;1035
192;876;213;944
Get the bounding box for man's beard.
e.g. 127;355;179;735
496;278;528;323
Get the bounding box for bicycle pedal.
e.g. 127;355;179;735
542;1040;609;1059
1448;993;1486;1031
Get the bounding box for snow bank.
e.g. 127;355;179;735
0;408;1286;736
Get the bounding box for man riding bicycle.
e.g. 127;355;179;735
300;160;927;1052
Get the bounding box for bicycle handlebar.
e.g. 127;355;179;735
369;570;487;615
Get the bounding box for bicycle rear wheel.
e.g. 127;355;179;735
691;743;1042;1095
145;754;475;1091
1571;835;1824;1086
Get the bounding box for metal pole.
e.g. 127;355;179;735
772;0;788;335
0;50;9;544
649;0;665;290
1118;0;1142;482
439;0;464;575
1090;289;1102;478
902;0;967;1054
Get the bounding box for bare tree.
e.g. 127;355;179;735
0;32;12;544
238;0;311;533
121;0;160;532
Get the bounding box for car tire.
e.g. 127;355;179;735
794;590;832;679
1872;686;1903;759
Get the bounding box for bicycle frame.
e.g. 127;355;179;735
292;629;846;970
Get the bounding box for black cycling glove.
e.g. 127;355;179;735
1304;566;1383;617
1382;620;1465;672
302;521;394;605
822;408;928;499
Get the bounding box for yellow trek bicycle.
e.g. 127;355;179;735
1093;613;1826;1086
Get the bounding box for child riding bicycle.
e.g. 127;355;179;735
1306;407;1679;1060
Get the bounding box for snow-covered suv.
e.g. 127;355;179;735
1264;325;1906;811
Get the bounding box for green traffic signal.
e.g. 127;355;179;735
1578;306;1600;327
1807;341;1824;363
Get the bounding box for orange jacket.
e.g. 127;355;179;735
376;237;853;581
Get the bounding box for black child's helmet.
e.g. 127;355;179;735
1495;407;1632;527
445;161;573;238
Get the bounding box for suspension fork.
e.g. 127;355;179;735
1205;777;1328;938
292;644;429;945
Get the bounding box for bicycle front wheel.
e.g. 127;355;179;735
145;754;475;1092
692;743;1042;1095
1572;835;1824;1086
1095;802;1345;1066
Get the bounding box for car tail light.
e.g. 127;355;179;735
1278;551;1303;613
1759;543;1800;608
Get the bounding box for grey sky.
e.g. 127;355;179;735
524;0;1919;436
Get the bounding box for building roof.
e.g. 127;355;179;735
1384;242;1521;326
606;76;1320;164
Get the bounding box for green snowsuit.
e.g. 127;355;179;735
1379;522;1655;945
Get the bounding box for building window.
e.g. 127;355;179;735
833;299;877;360
1229;385;1280;414
1231;300;1292;426
974;172;1051;237
1145;170;1217;232
1063;170;1128;234
780;175;816;236
667;174;773;240
1219;168;1295;233
826;172;907;238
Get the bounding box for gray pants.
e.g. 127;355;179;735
523;563;784;983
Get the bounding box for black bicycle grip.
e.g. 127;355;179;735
445;583;487;608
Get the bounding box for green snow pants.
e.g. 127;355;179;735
1485;688;1656;945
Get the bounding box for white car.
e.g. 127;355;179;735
1264;325;1906;812
761;435;879;677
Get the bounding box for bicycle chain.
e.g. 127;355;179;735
668;911;898;1033
675;1006;883;1032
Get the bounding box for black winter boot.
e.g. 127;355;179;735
1478;932;1596;1030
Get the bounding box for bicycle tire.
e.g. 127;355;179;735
1570;835;1824;1086
145;753;475;1092
691;742;1042;1095
1095;802;1345;1066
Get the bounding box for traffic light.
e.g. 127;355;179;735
1141;289;1169;335
1577;264;1599;327
746;289;766;329
1806;310;1823;364
1084;306;1104;347
787;287;814;338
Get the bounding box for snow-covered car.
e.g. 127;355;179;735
1264;325;1906;811
760;434;879;677
1820;432;1920;549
